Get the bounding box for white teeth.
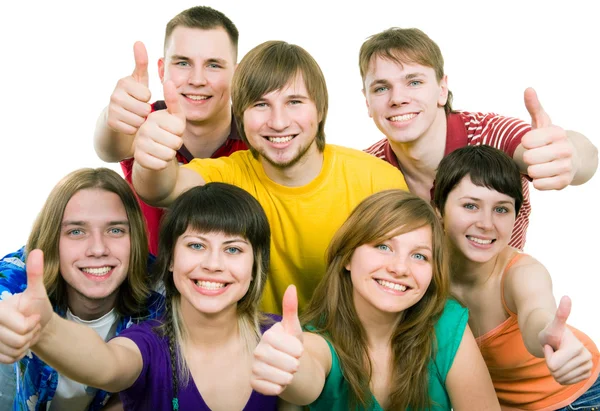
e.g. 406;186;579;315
268;136;294;143
81;267;111;275
389;113;417;122
186;95;209;101
376;279;407;292
194;280;226;290
467;236;493;245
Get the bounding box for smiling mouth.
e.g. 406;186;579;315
388;113;417;122
183;94;211;101
264;135;296;144
80;266;113;276
193;280;228;290
376;279;409;292
466;236;495;245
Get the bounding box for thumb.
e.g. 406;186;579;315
542;296;572;350
524;87;552;129
164;80;184;119
24;249;47;298
281;285;301;337
132;41;149;87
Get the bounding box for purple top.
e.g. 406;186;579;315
118;315;280;411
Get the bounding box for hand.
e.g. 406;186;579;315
539;296;593;385
0;250;53;364
521;87;577;190
106;41;153;135
133;80;185;170
251;285;304;395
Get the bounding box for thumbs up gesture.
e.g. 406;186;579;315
538;296;593;385
133;80;185;170
0;250;53;364
520;88;577;190
251;285;304;396
106;41;153;135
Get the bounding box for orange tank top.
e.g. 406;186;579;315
476;253;600;411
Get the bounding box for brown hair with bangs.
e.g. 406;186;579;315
26;168;150;317
232;40;328;155
302;189;450;410
359;27;453;114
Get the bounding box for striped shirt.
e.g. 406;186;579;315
364;111;532;250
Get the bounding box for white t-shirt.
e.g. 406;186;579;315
48;308;119;411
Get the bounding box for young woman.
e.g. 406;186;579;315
432;145;599;410
0;167;163;410
251;190;499;410
10;182;283;411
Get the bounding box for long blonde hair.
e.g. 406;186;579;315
302;190;449;410
26;168;150;316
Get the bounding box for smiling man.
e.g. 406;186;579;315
131;40;408;314
93;6;246;256
362;28;598;250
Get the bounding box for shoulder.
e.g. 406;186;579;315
363;138;388;156
0;247;28;298
328;145;404;175
434;299;469;347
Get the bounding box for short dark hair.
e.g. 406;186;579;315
433;145;523;216
164;6;239;59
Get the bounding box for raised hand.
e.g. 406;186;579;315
251;285;304;395
133;80;185;170
521;87;577;190
0;250;53;364
106;41;153;135
539;296;593;385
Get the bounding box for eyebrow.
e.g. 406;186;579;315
62;220;129;227
183;234;249;244
368;72;426;88
459;196;514;204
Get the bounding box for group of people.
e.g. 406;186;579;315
0;5;598;411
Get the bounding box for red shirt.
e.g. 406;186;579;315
364;111;532;250
120;101;247;256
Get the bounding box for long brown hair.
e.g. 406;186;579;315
302;190;449;410
26;168;150;317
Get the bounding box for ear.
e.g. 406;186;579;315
168;260;173;272
438;74;449;107
158;58;165;83
363;88;373;118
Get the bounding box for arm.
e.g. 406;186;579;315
504;255;593;385
446;325;500;411
131;80;205;207
94;41;152;163
513;88;598;189
32;314;143;393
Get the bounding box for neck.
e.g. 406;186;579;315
261;143;324;187
449;243;500;287
179;298;239;348
66;289;117;321
355;297;399;348
388;109;448;198
182;108;232;159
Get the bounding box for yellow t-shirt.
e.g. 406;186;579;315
183;144;408;314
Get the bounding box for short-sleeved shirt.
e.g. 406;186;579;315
365;111;532;250
118;316;281;411
120;101;247;256
309;299;468;410
183;144;408;314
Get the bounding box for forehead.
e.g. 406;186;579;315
365;56;436;82
451;176;516;203
165;26;235;61
63;189;127;222
261;73;309;100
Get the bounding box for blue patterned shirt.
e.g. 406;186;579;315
0;247;165;411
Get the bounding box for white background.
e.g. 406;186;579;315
0;1;598;343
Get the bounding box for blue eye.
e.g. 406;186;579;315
412;253;428;261
68;229;83;236
188;243;204;250
408;80;423;87
175;61;190;67
374;86;388;93
109;227;126;235
375;244;391;251
495;206;509;214
463;203;477;210
225;247;241;254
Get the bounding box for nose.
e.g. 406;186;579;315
386;253;409;277
266;105;291;131
389;86;410;107
201;249;224;273
188;66;207;86
86;232;109;257
475;210;494;231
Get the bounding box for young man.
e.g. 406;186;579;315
131;41;408;314
361;28;598;250
93;6;246;256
